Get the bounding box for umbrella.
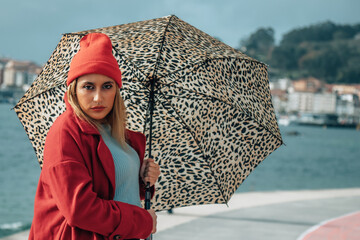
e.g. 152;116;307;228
14;15;283;211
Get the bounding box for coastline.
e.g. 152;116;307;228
2;188;360;240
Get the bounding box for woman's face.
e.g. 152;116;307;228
76;74;117;122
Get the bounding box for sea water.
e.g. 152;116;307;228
1;103;360;237
239;124;360;192
0;104;40;237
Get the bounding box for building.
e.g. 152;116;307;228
0;58;11;86
0;58;42;103
336;94;360;125
313;92;337;114
286;91;337;114
326;84;360;125
1;59;42;90
285;77;337;114
327;84;360;100
287;77;335;113
292;77;324;93
270;89;287;113
269;78;292;91
270;77;360;126
270;78;292;114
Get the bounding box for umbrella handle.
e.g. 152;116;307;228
145;182;153;240
145;182;151;209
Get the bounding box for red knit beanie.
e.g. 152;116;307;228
66;33;122;87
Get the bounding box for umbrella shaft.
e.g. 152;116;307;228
148;76;156;158
145;77;156;240
144;77;155;208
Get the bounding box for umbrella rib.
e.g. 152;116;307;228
156;57;282;143
158;82;283;145
141;15;175;150
158;56;266;81
158;56;268;79
150;15;176;79
111;45;150;81
15;84;65;107
155;90;229;203
15;32;76;107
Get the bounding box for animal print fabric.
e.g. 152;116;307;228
14;15;282;211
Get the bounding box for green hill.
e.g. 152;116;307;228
239;21;360;84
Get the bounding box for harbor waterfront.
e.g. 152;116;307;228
1;103;360;238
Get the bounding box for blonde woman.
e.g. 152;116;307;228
29;33;160;240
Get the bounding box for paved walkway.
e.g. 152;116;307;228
155;188;360;240
298;211;360;240
2;188;360;240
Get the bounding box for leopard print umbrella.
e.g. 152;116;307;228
14;15;283;211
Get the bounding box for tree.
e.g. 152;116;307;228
281;21;337;45
266;21;360;83
270;43;306;70
239;27;275;62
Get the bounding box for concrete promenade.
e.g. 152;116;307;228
2;188;360;240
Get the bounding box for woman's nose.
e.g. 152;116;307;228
93;90;102;102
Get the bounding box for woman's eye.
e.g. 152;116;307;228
103;84;113;89
83;85;94;90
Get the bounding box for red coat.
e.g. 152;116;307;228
29;101;154;240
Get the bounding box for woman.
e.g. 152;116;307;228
29;33;160;240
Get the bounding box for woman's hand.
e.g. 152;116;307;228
147;209;157;233
140;158;160;187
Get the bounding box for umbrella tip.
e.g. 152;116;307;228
167;14;178;20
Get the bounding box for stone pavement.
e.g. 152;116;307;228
155;195;360;239
2;188;360;240
154;188;360;240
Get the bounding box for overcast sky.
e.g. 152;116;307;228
1;0;359;65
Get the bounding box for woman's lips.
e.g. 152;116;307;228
91;106;105;111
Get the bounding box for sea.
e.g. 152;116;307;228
1;103;360;238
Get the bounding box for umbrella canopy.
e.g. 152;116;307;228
15;15;282;211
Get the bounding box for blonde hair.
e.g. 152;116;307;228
67;80;128;148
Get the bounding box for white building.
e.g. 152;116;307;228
336;94;360;124
288;92;312;113
270;77;360;125
1;60;41;90
270;78;292;91
287;91;337;114
313;92;337;114
0;59;10;86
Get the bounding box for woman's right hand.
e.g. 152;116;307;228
147;209;157;233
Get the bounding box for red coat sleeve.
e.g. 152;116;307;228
44;160;152;239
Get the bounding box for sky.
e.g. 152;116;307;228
1;0;360;65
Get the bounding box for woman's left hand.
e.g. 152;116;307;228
140;158;160;187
